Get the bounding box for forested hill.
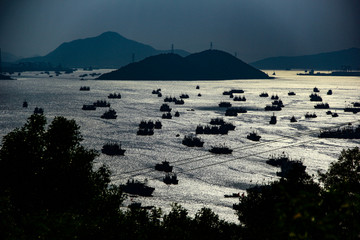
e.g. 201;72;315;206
18;31;189;68
97;49;270;80
250;47;360;70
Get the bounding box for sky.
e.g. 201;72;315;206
0;0;359;62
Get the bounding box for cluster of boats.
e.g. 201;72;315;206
79;86;90;91
209;144;233;154
195;124;234;135
108;93;122;99
319;125;360;139
314;103;329;109
93;100;111;107
225;107;247;116
33;107;44;114
101;109;117;119
305;112;317;118
137;120;162;135
344;102;360;113
219;101;232;108
182;135;204;147
120;179;155;197
223;89;244;95
233;96;246;101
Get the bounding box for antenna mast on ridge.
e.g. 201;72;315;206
171;44;174;54
210;42;213;50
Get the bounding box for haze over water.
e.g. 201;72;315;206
1;70;359;221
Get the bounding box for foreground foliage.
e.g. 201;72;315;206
0;114;359;239
234;147;360;239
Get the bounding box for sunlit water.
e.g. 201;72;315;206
0;70;359;222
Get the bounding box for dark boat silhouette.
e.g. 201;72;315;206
265;105;282;111
162;112;172;119
314;103;329;109
82;104;96;110
290;116;297;122
305;112;317;118
93;100;110;107
160;104;171;112
139;120;154;129
272;99;284;107
196;85;200;89
223;89;245;95
309;93;322;101
288;91;296;96
327;89;332;95
219;101;232;107
155;160;173;172
332;112;339;117
271;94;279;100
224;193;240;198
313;87;320;92
23;101;28;108
163;173;178;185
210;118;225;125
247;131;261;141
108;93;122;99
174;99;184;105
233;96;246;101
34;107;44;114
225;107;247;116
101;109;117;119
319;125;360;139
344;106;360;113
198;93;202;97
182;135;204;147
209;144;233;154
152;88;161;94
155;120;162;129
121;179;155;196
269;113;277;124
137;128;154;136
195;125;229;135
101;142;125;155
174;111;180;117
179;93;189;99
80;86;90;91
259;92;269;97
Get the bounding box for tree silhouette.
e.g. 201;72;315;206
0;114;123;239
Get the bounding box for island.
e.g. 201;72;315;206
97;50;270;80
0;73;13;80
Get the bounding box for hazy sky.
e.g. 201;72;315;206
1;0;359;62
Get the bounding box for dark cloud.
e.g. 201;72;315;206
1;0;359;62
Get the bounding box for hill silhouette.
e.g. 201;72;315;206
18;31;189;68
251;47;360;70
97;50;269;80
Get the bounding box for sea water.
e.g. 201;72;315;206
0;70;359;222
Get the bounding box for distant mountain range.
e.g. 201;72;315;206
18;31;190;68
250;48;360;70
97;49;270;80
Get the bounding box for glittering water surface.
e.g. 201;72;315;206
0;70;359;222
